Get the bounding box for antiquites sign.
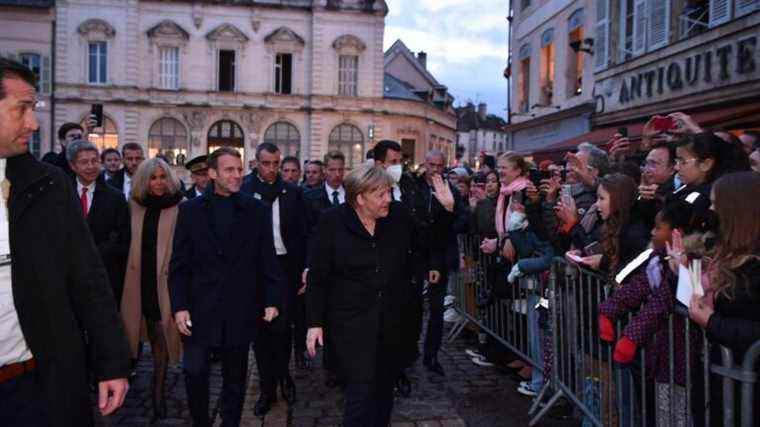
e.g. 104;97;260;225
594;23;760;115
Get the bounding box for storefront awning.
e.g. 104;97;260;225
529;103;760;162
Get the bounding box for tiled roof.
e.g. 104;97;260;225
456;105;507;132
383;73;424;102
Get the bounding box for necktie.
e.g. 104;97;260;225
332;190;340;206
80;187;89;218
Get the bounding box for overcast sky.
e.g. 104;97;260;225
383;0;509;118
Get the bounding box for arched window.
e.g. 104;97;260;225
328;124;364;169
148;118;188;166
82;116;118;151
207;120;245;158
263;122;300;158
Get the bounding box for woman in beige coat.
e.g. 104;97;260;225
121;158;183;421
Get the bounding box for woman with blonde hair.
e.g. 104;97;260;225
121;157;183;421
306;164;441;426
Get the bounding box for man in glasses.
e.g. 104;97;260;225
41;122;86;177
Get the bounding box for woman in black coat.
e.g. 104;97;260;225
687;172;760;426
306;164;441;427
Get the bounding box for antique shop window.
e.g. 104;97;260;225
159;47;180;90
263;122;300;157
329;124;363;169
148;118;188;166
338;55;358;96
218;50;236;92
275;53;293;95
88;41;108;84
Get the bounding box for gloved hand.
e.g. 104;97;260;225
507;263;523;284
599;315;615;342
613;336;637;364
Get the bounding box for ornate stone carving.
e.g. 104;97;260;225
147;20;190;41
206;23;249;43
264;27;305;46
192;5;203;29
182;110;207;132
77;19;116;39
332;34;366;52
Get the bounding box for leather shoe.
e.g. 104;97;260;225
280;376;296;405
253;393;276;417
424;357;445;376
395;372;412;397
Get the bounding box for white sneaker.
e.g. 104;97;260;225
471;357;495;367
517;384;538;397
465;349;484;359
443;308;462;323
519;380;529;388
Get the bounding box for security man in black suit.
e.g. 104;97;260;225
303;150;346;388
184;155;210;199
67;140;130;304
106;143;145;200
169;147;283;427
241;143;310;415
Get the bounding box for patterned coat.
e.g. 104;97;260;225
599;251;701;385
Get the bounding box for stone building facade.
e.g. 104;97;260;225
455;102;509;166
3;0;456;169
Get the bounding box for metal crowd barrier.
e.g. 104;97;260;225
448;234;760;427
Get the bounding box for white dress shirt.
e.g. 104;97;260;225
271;197;287;256
123;173;132;201
77;179;96;214
392;184;402;202
0;158;33;366
325;183;345;205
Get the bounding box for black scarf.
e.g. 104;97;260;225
140;191;183;210
251;174;285;206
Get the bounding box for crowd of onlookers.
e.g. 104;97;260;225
436;114;760;426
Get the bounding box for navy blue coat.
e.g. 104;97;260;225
168;191;284;347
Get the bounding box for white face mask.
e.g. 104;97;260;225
387;164;403;184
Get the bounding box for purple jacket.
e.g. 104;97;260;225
599;252;701;385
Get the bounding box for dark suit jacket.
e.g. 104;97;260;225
7;153;130;427
306;202;441;383
168;191;285;347
73;176;131;303
41;150;74;177
240;174;310;280
304;184;341;267
106;168;127;196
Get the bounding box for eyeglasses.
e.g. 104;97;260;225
675;157;698;166
75;159;101;167
643;160;664;170
67;134;83;140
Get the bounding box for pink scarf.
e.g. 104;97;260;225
495;176;530;237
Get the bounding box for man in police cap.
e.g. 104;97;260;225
184;155;210;199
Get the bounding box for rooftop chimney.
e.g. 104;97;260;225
417;51;427;69
477;102;487;120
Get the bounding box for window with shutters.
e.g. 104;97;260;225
263;122;300;157
735;0;759;17
275;53;293;95
218;50;236;91
88;41;107;84
518;58;530;112
338;55;358;96
710;0;733;27
539;34;555;105
594;0;610;71
648;0;670;50
28;130;41;159
159;47;179;90
19;53;41;92
567;27;585;97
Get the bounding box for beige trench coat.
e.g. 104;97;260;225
120;200;182;363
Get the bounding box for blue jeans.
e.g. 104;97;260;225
527;293;544;391
0;371;50;427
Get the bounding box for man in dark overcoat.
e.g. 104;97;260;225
67;139;130;304
169;147;284;427
0;58;130;427
240;143;310;415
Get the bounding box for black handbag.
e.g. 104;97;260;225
486;256;512;299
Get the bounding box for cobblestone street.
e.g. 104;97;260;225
93;324;578;427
